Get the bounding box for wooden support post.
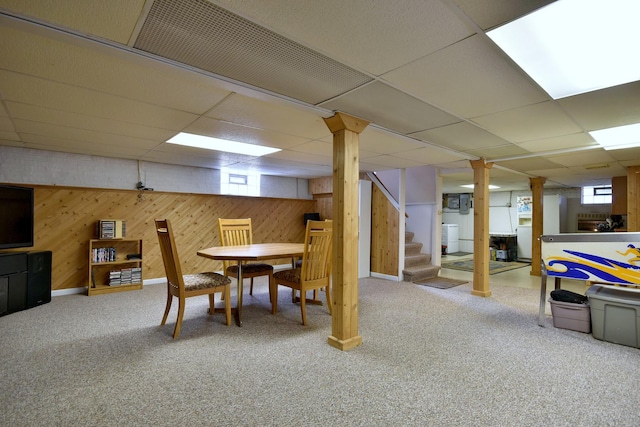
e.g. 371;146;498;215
469;158;493;297
529;177;546;276
627;166;640;232
323;112;369;351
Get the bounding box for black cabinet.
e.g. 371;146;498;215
0;252;28;316
0;251;51;316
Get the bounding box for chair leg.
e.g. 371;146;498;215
268;273;274;310
161;292;172;326
271;281;278;315
325;285;332;315
208;294;215;314
223;286;231;326
300;290;307;326
173;298;185;339
250;277;254;295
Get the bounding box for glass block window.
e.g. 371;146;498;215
581;185;612;204
221;170;259;196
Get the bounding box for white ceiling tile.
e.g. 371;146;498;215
516;133;597;153
558;81;640;131
495;157;564;173
452;0;555;30
182;117;308;149
0;0;146;44
473;101;583;143
546;149;616;167
206;93;330;139
14;119;160;150
0;26;233;114
393;147;468;164
466;144;530;159
0;71;198;130
0;131;20;141
267;149;332;167
361;155;424;169
359;128;424;154
6;102;175;141
321;81;459;133
212;0;473;75
382;35;548;118
21;134;151;158
411;122;506;151
288;140;332;157
0;116;14;131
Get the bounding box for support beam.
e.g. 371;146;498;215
470;158;493;297
627;166;640;232
529;177;546;276
323;112;369;351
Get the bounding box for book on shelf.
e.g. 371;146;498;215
96;219;126;239
92;247;116;263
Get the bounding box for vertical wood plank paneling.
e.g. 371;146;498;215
627;166;640;231
27;186;315;292
370;184;399;276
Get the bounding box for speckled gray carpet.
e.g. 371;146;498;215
1;277;639;426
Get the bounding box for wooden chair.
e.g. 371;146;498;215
155;219;231;339
272;220;333;325
218;218;274;297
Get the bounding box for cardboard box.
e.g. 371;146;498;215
587;285;640;348
549;299;591;333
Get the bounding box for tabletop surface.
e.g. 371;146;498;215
197;242;305;261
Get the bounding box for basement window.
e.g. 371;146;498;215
581;185;612;205
221;170;259;196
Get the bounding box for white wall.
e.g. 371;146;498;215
442;188;614;253
0;146;312;199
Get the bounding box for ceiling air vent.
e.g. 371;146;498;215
585;163;610;170
133;0;372;105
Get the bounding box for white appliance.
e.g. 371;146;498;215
442;224;459;254
517;195;567;260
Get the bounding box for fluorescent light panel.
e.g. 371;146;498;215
589;123;640;150
167;132;281;156
487;0;640;99
461;184;500;190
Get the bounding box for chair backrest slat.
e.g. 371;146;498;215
301;220;332;282
155;219;185;296
218;218;254;269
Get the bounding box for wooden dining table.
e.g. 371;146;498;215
197;242;304;326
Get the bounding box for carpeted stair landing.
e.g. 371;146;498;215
403;231;440;283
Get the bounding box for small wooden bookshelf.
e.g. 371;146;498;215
88;238;142;296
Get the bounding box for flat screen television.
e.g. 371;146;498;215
0;185;34;250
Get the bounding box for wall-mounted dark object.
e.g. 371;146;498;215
303;213;321;225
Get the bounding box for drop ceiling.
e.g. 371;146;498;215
1;0;639;193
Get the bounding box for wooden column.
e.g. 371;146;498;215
323;112;369;351
470;158;493;297
627;166;640;232
529;177;546;276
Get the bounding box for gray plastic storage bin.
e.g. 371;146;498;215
548;299;591;333
586;285;640;348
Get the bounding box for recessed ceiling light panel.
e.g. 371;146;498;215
589;123;640;150
488;0;640;99
167;132;281;156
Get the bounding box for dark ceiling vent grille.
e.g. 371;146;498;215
133;0;372;105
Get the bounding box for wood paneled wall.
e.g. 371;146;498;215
308;175;399;276
370;184;399;276
19;185;315;291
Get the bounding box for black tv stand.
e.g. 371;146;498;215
0;251;52;316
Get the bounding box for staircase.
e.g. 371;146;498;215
403;231;441;283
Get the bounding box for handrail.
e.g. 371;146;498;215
367;172;400;212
